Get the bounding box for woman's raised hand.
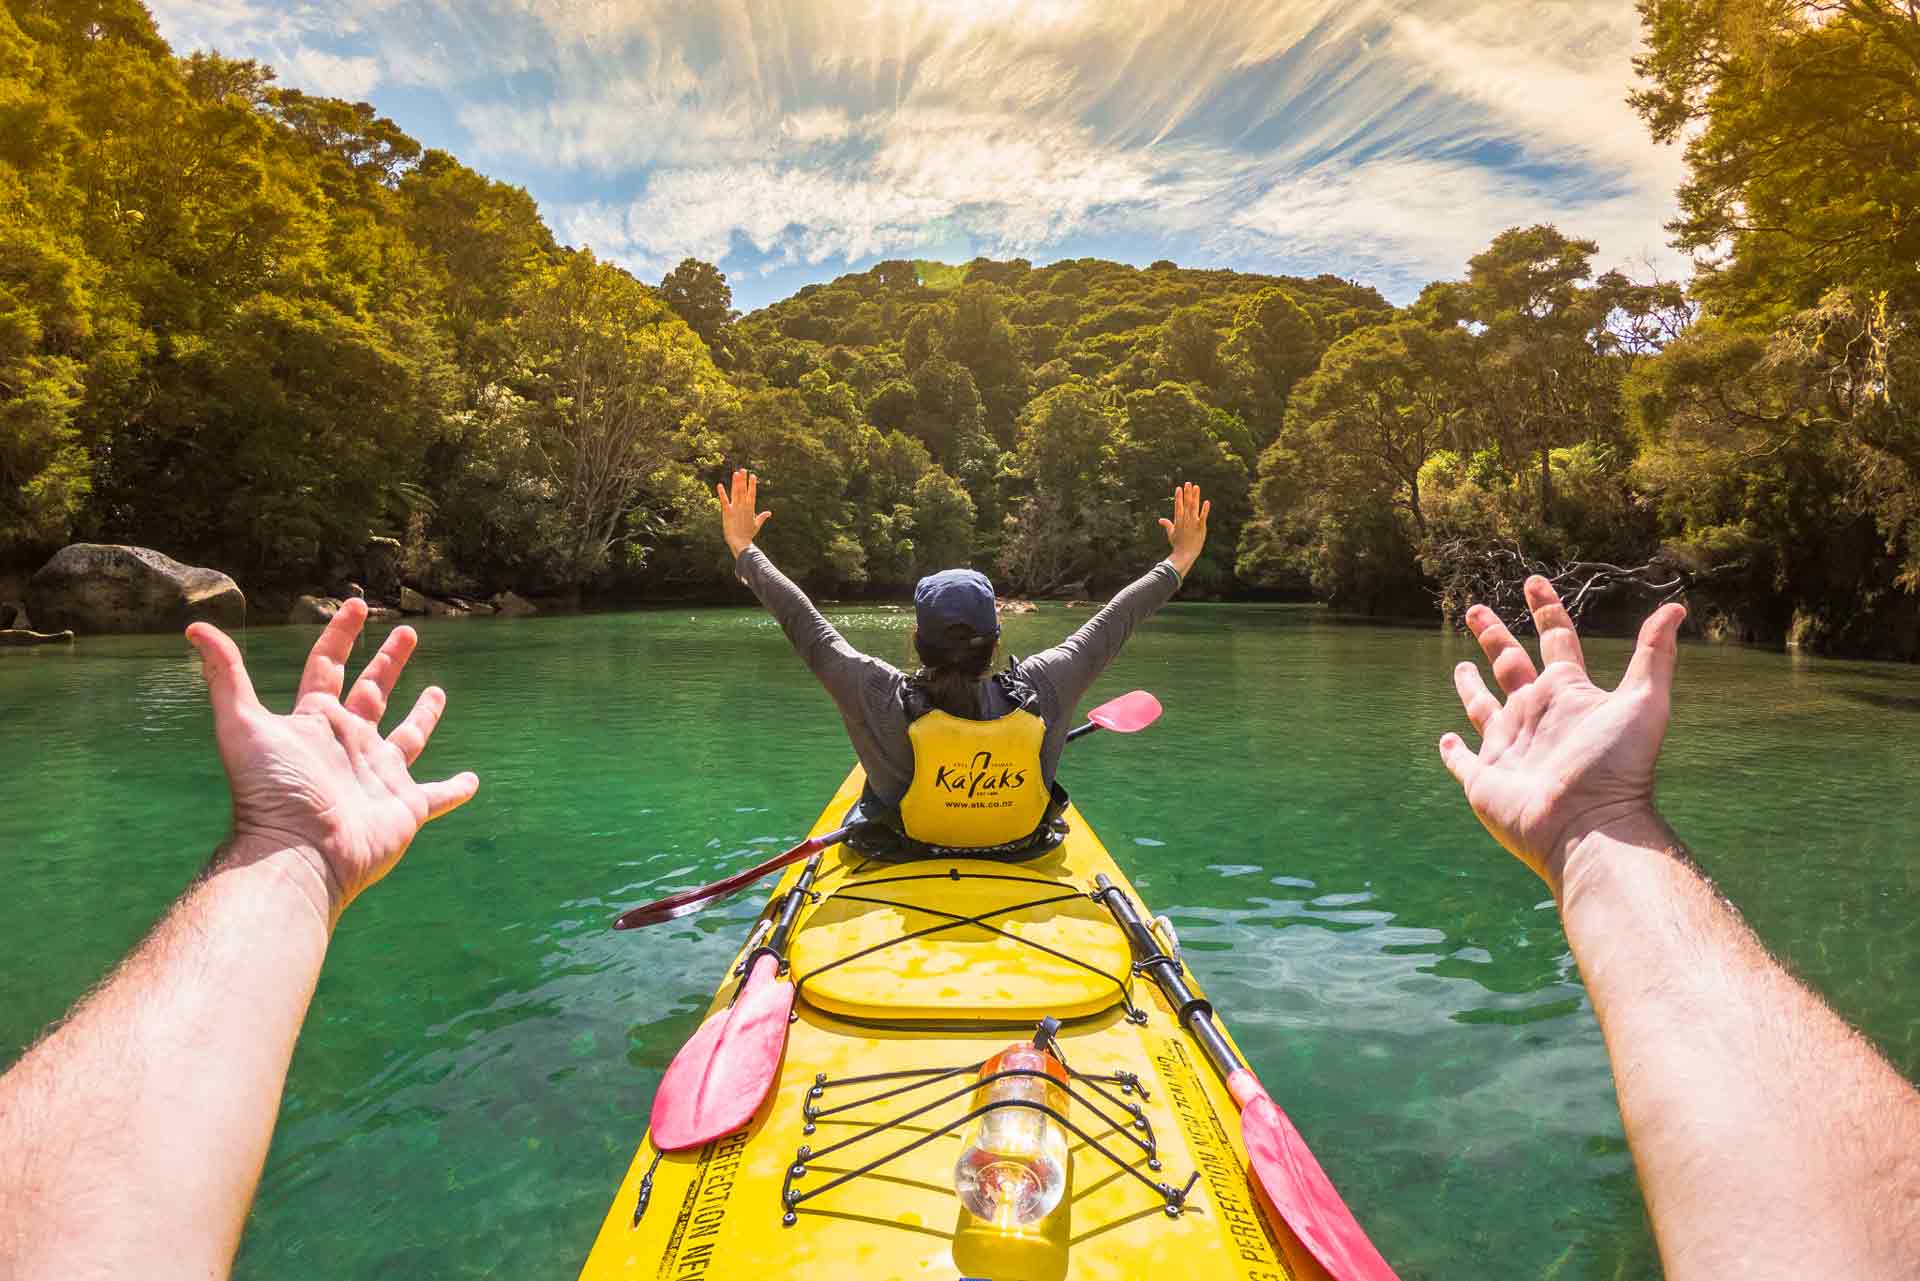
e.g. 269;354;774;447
1158;482;1210;578
717;467;772;557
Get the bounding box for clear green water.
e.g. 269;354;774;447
1;605;1916;1280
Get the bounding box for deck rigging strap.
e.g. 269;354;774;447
787;866;1144;1024
784;1057;1198;1227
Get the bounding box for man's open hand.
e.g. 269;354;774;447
187;599;479;924
1438;576;1686;893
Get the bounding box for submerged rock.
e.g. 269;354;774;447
0;628;73;646
398;586;431;615
27;544;245;635
996;598;1037;615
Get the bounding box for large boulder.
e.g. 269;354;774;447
28;545;245;634
289;594;340;624
399;586;464;618
363;536;403;599
492;591;537;618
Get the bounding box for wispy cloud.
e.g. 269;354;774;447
145;0;1685;306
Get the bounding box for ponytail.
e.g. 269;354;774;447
909;625;998;719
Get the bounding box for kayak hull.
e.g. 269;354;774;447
582;768;1337;1281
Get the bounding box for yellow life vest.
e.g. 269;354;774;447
898;706;1051;848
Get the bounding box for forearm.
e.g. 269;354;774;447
0;845;331;1279
734;546;876;693
1026;561;1181;704
1560;816;1920;1280
737;547;839;659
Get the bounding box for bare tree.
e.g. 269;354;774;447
1426;538;1705;633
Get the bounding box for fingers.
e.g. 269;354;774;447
754;511;771;532
420;771;480;822
1524;576;1586;671
1158;517;1175;534
387;684;447;765
714;481;730;509
1452;661;1501;735
185;622;262;720
746;470;759;511
297;597;369;705
1623;602;1688;693
344;625;418;724
1465;604;1539;694
1198;497;1210;525
1437;732;1481;789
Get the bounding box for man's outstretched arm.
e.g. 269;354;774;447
1439;578;1920;1281
0;600;478;1280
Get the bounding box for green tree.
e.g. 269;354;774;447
909;467;976;574
943;283;1027;440
1221;287;1318;444
1112;382;1250;592
998;380;1127;594
906;355;984;462
659;257;736;360
1286;322;1464;535
399;150;554;376
504;251;726;584
1633;0;1920;319
1420;226;1626;523
1154;305;1225;391
720;386;855;584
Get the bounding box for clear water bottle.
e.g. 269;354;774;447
953;1036;1070;1226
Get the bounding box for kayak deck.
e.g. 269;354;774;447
582;769;1334;1281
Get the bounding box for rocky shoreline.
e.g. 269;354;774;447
2;542;548;639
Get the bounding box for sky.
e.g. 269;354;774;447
143;0;1689;312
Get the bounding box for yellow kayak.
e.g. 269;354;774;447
581;767;1337;1281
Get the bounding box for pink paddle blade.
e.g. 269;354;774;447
1228;1070;1400;1281
1087;689;1163;734
650;955;795;1151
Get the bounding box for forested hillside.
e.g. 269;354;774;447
7;0;1920;655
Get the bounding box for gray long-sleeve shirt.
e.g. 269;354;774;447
736;546;1183;804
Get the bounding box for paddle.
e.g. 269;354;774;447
646;852;824;1154
1095;874;1400;1281
612;823;852;930
610;689;1164;930
1066;687;1162;741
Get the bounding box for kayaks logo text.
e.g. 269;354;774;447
933;751;1029;799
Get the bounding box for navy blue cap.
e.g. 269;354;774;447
914;568;999;639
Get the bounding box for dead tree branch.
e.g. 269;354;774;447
1427;539;1700;634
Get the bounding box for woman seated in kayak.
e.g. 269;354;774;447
716;467;1209;858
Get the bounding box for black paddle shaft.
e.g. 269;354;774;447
1093;874;1244;1082
745;852;824;975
